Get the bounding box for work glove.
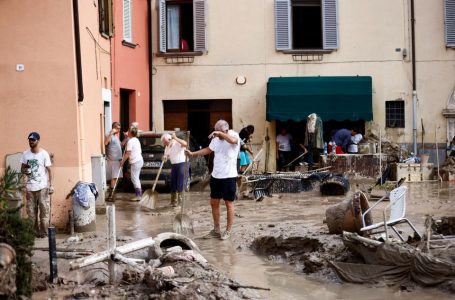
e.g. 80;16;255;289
48;186;55;194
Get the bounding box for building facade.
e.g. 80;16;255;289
151;0;455;171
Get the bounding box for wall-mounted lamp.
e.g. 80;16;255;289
236;76;247;85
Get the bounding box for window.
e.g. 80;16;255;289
98;0;113;36
123;0;132;43
275;0;338;51
385;100;405;128
445;0;455;48
159;0;207;53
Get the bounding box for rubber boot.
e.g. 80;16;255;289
170;192;178;207
133;188;141;201
177;192;183;205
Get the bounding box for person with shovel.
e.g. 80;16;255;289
20;132;53;238
185;120;240;240
162;132;188;207
120;126;143;201
105;122;123;198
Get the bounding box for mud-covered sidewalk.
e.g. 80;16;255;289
32;180;455;299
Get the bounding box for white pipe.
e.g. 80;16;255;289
379;128;382;180
412;90;418;155
116;237;156;254
69;250;110;270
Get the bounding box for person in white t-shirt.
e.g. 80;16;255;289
185;120;240;240
162;132;188;207
20;132;53;238
276;128;292;171
121;126;144;201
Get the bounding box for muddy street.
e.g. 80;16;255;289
32;180;455;299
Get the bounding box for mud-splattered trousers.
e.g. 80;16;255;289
26;188;50;235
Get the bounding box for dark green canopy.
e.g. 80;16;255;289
266;76;373;122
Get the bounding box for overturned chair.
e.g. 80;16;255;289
361;186;422;242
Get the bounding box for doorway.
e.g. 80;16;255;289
120;89;131;136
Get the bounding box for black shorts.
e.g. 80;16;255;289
210;176;237;201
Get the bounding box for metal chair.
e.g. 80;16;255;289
361;186;421;242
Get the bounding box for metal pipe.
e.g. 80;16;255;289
410;0;418;154
48;226;58;283
108;205;116;284
148;0;154;131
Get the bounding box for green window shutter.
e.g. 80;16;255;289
323;0;338;50
159;0;166;52
445;0;455;47
193;0;207;52
275;0;291;50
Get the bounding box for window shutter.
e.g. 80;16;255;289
275;0;291;50
123;0;132;42
322;0;338;50
193;0;207;52
445;0;455;47
159;0;166;52
107;0;113;36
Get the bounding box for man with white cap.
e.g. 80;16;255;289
20;132;53;238
185;120;240;240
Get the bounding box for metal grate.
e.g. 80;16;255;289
292;53;323;61
385;100;405;128
165;56;195;64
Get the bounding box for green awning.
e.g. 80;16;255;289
266;76;373;122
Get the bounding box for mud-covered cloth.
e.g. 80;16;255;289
330;241;455;288
72;182;98;208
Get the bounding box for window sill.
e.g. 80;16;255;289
100;32;110;40
156;51;204;57
122;40;137;48
282;49;333;54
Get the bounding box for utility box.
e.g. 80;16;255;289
391;163;434;182
91;155;106;211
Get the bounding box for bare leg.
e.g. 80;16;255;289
225;200;235;231
210;199;221;231
110;178;118;189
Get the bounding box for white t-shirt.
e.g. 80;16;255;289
209;130;240;179
20;149;52;192
126;137;143;164
164;140;186;164
348;133;363;153
276;134;292;152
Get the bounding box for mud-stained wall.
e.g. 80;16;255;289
151;0;455;172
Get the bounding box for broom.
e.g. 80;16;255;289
173;131;194;235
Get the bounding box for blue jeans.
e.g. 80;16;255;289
171;162;187;193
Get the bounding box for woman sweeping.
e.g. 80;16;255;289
121;126;144;201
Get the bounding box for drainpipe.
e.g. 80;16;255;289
148;0;154;131
410;0;417;155
73;0;87;180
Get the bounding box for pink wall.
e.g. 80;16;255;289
112;0;151;130
0;0;110;229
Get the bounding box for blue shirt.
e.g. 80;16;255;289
333;129;352;152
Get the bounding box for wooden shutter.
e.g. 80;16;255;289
445;0;455;47
322;0;338;49
275;0;291;50
123;0;132;42
107;0;113;36
159;0;167;52
193;0;207;52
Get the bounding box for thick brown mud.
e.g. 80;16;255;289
32;181;455;299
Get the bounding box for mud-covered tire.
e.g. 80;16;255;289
148;232;201;260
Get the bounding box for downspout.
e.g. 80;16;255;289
73;0;87;180
148;0;154;131
410;0;417;155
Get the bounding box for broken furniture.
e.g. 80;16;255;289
360;186;421;242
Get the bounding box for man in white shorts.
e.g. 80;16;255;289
105;122;123;197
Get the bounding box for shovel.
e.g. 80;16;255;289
173;131;194;235
139;159;165;210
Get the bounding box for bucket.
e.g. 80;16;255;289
420;154;430;164
72;187;96;232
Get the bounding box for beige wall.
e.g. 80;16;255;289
152;0;455;170
0;0;110;228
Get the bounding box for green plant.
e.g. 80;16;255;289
0;167;34;297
